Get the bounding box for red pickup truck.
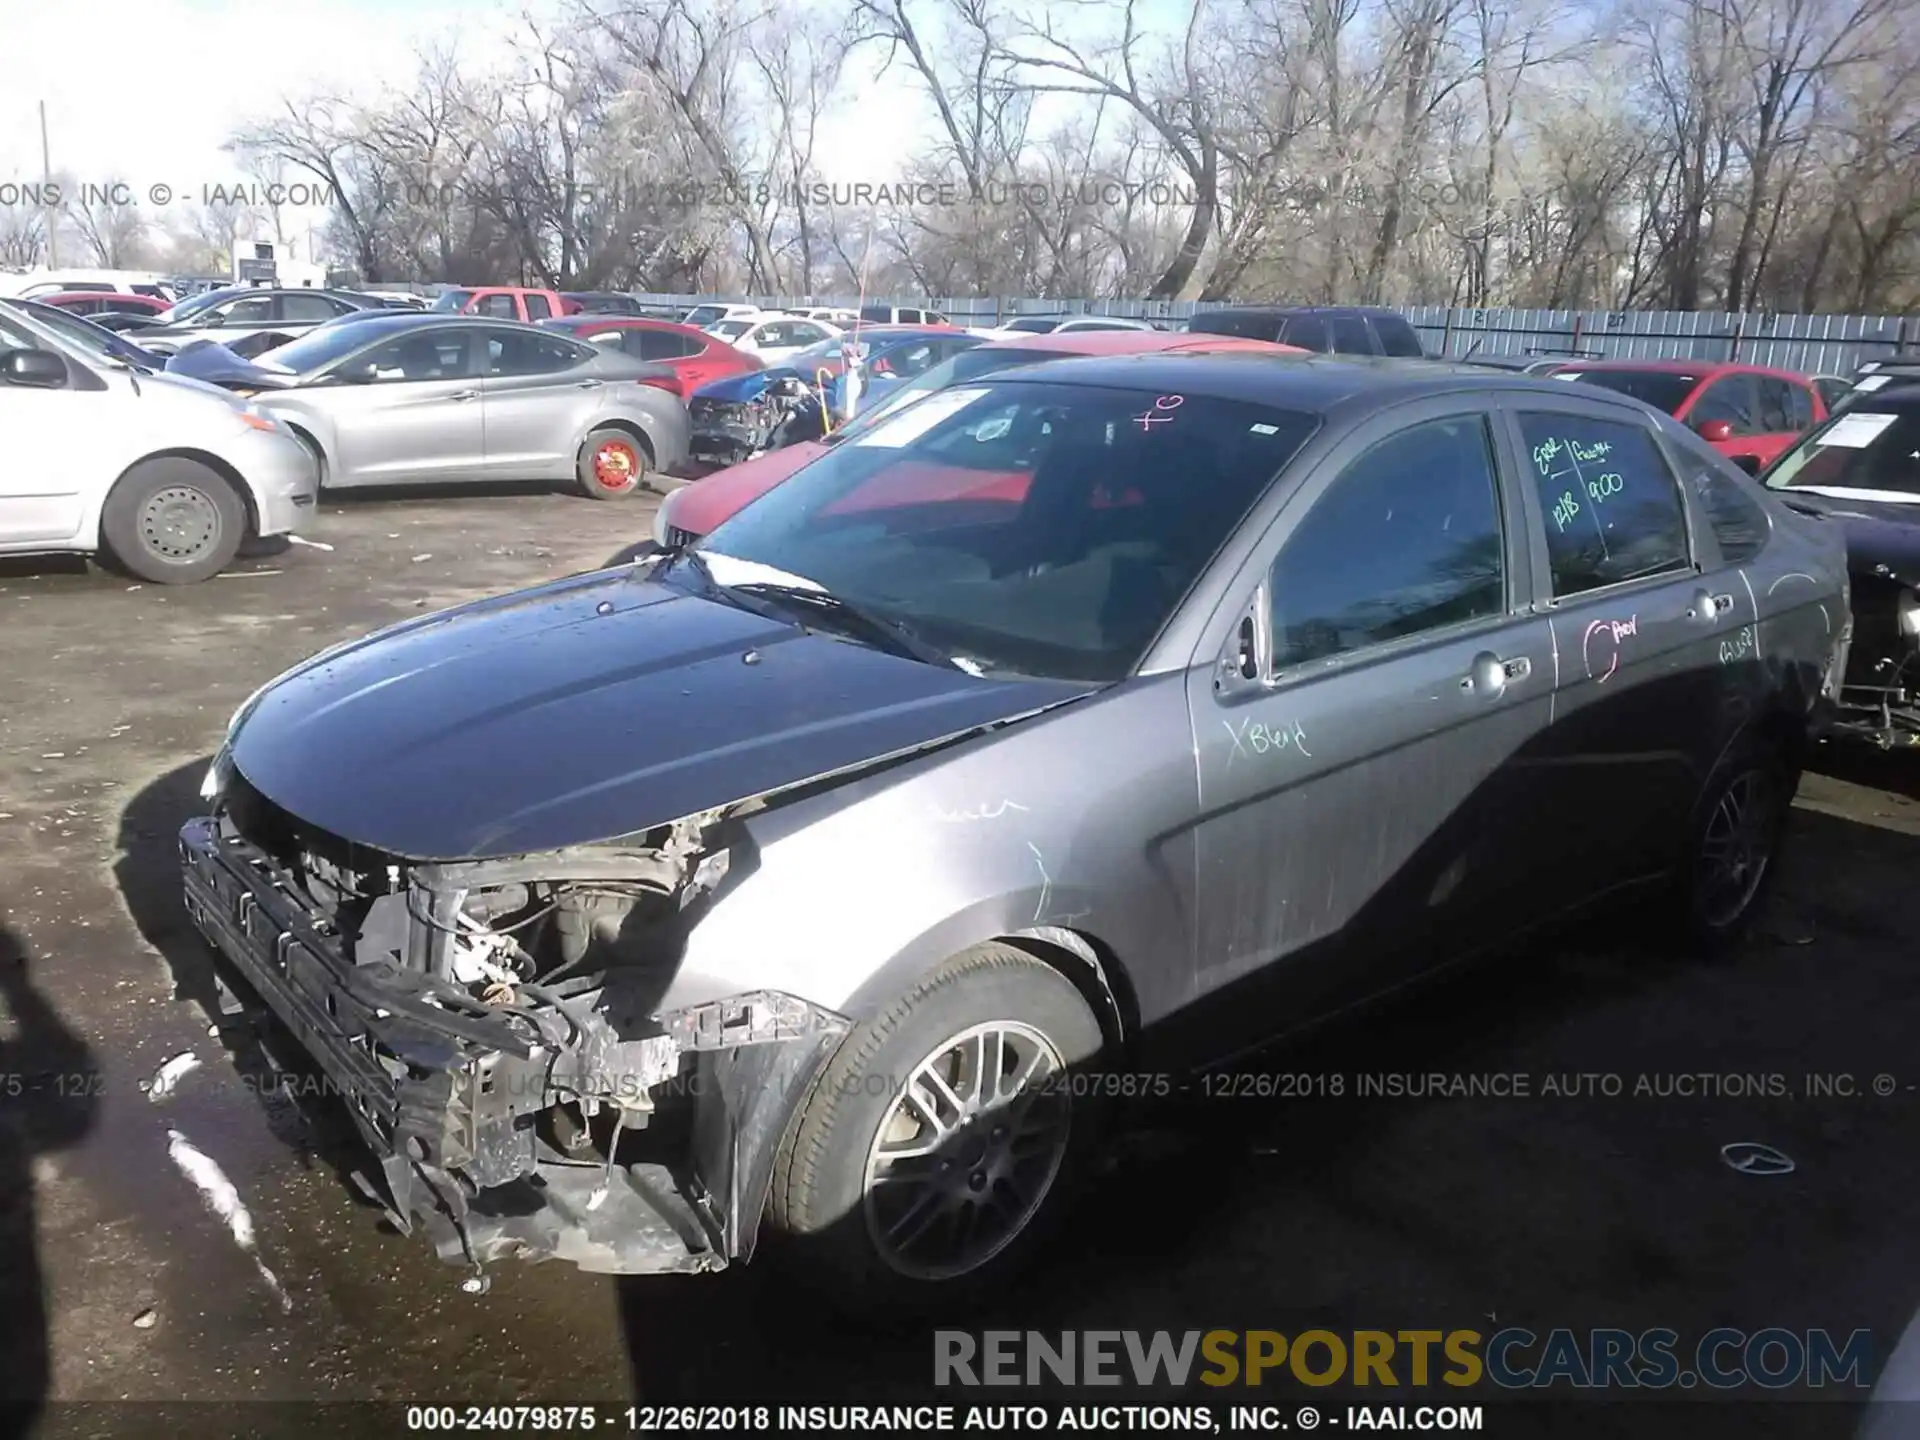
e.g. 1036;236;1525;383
430;286;578;322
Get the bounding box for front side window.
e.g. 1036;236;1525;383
1372;315;1427;357
1687;375;1758;434
693;382;1318;680
1279;316;1330;351
1519;412;1692;597
213;295;276;326
476;293;518;319
1328;315;1375;355
524;294;553;321
281;292;343;323
1783;380;1816;431
635;329;700;361
1268;416;1505;671
340;331;473;383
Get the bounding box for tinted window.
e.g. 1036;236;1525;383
711;320;751;340
860;305;892;323
1280;316;1330;351
1782;380;1816;430
1269;417;1504;670
215;295;276;325
698;382;1317;681
1680;451;1771;563
875;341;938;378
281;292;344;322
635;329;700;360
1519;412;1691;596
343;330;474;383
1189;311;1284;342
524;294;553;321
1327;315;1376;355
1687;375;1757;433
1372;314;1426;357
897;309;923;324
1754;377;1798;432
476;294;519;319
1814;377;1851;410
1764;405;1920;497
1557;369;1701;415
484;330;587;376
1005;318;1061;333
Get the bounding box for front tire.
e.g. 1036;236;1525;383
577;427;650;500
100;458;245;584
768;943;1106;1312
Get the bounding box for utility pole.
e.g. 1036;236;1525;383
39;100;58;268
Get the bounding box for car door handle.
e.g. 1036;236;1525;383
1688;590;1732;621
575;379;602;389
1460;651;1526;697
449;390;478;402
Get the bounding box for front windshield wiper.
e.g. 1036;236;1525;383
726;580;965;671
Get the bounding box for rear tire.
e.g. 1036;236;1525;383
100;458;245;584
1672;733;1799;953
767;943;1106;1314
577;427;650;500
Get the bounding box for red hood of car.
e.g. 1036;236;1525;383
674;442;831;533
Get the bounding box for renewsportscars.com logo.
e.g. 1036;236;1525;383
933;1328;1875;1390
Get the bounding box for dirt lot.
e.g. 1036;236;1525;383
1;488;1917;1435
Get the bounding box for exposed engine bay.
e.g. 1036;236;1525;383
180;768;848;1277
688;375;828;466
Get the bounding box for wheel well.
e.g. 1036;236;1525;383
283;423;327;483
584;421;655;469
123;450;259;537
994;928;1140;1054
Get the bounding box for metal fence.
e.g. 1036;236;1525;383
604;292;1918;376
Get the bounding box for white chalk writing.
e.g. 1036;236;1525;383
1223;716;1312;763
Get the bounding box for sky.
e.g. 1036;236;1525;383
0;0;928;250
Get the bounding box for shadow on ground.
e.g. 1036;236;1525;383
0;920;98;1429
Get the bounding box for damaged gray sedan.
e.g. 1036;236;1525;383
180;355;1849;1304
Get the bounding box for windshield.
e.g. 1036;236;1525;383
689;379;1318;681
18;303;138;363
1762;400;1920;499
684;305;731;327
835;347;1066;441
1553;368;1700;414
155;289;234;325
256;322;400;376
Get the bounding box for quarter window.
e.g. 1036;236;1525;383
1268;416;1506;671
1518;412;1691;597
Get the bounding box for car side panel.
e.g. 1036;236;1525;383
660;678;1200;1039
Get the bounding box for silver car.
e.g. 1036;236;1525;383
181;356;1848;1304
244;314;691;498
126;286;381;358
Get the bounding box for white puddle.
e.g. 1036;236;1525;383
164;1128;292;1312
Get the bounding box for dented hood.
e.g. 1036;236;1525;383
228;567;1093;861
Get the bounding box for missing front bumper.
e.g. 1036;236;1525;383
178;817;849;1276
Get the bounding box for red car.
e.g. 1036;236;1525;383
1546;360;1827;472
34;291;171;317
539;315;762;397
429;285;577;322
645;329;1305;545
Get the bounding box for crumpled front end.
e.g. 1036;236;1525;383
688;386;823;466
178;765;848;1277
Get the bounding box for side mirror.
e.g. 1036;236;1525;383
1695;419;1735;443
1733;454;1761;476
1;349;69;388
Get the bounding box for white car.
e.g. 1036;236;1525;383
971;315;1159;339
0;302;318;583
0;269;176;301
705;314;842;365
681;302;762;329
782;306;859;327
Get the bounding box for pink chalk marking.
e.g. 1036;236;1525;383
1154;394;1185;410
1582;619;1621;684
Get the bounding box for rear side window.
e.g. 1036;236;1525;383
1689;375;1758;435
860;305;892;323
1189;311;1283;342
635;330;701;360
1269;416;1506;670
524;294;553;321
1328;315;1375;355
1519;412;1692;597
1371;315;1425;357
1784;381;1816;430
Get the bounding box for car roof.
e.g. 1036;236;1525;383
1196;304;1409;318
1556;358;1811;382
987;350;1664;416
300;312;564;343
979;330;1300;357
